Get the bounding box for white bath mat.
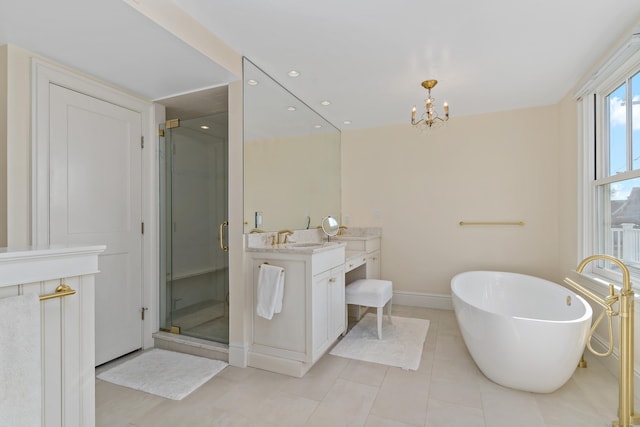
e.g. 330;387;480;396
330;314;429;370
97;349;227;400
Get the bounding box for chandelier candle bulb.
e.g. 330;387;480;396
410;79;450;129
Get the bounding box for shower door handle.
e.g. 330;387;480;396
219;220;229;252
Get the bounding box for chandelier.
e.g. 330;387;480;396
411;79;449;129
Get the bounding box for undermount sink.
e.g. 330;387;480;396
284;242;324;248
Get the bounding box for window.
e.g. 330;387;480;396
586;47;640;282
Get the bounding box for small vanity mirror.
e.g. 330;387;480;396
321;216;340;240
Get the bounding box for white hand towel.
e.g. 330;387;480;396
256;264;285;320
0;293;42;427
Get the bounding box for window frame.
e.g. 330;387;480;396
578;33;640;287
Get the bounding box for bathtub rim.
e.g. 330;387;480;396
451;270;593;324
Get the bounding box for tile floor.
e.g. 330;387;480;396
96;305;623;427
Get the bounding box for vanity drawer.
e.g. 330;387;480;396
344;254;366;272
311;246;345;276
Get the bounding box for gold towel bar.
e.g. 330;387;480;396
459;221;525;226
39;284;76;301
258;262;284;273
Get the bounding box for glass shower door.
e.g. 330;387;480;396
159;114;229;344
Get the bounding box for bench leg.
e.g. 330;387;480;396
376;306;383;339
387;298;392;323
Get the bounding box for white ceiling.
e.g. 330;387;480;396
2;1;640;131
0;0;235;101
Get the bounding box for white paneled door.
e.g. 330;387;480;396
49;83;143;366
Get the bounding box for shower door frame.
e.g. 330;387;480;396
159;116;230;344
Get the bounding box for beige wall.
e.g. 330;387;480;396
0;45;32;247
6;45;31;246
342;105;568;295
557;91;579;276
244;132;341;232
227;80;249;365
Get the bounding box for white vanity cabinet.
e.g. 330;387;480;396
341;235;381;279
311;264;345;357
0;245;105;427
366;250;381;279
247;244;345;377
339;234;382;319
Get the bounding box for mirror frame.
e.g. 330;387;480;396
321;216;340;237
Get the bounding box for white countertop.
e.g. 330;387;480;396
245;241;346;254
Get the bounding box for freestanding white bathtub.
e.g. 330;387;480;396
451;271;593;393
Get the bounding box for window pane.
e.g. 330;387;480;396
633;72;640;170
608;82;627;176
598;177;640;269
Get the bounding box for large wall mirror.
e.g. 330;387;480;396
243;58;341;232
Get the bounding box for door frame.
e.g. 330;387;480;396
160;117;230;341
32;59;158;350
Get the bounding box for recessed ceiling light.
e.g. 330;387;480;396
320;100;331;106
287;70;300;77
247;79;259;86
200;125;210;130
314;124;322;128
343;120;352;125
287;106;297;111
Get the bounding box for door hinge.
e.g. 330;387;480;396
158;129;165;137
141;307;148;320
166;118;180;129
141;136;144;149
141;222;144;234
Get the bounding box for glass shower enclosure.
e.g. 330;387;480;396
159;113;229;344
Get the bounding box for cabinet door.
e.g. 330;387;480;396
366;250;381;279
328;266;345;340
253;259;307;355
311;270;330;354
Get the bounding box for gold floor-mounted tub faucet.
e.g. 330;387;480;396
564;254;639;427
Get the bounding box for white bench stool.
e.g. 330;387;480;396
345;279;393;339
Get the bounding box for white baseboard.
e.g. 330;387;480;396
228;341;248;368
392;291;453;310
390;290;640;400
566;275;640;397
247;351;310;378
233;291;451;368
589;332;640;399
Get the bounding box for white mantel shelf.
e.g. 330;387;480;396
0;244;106;287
